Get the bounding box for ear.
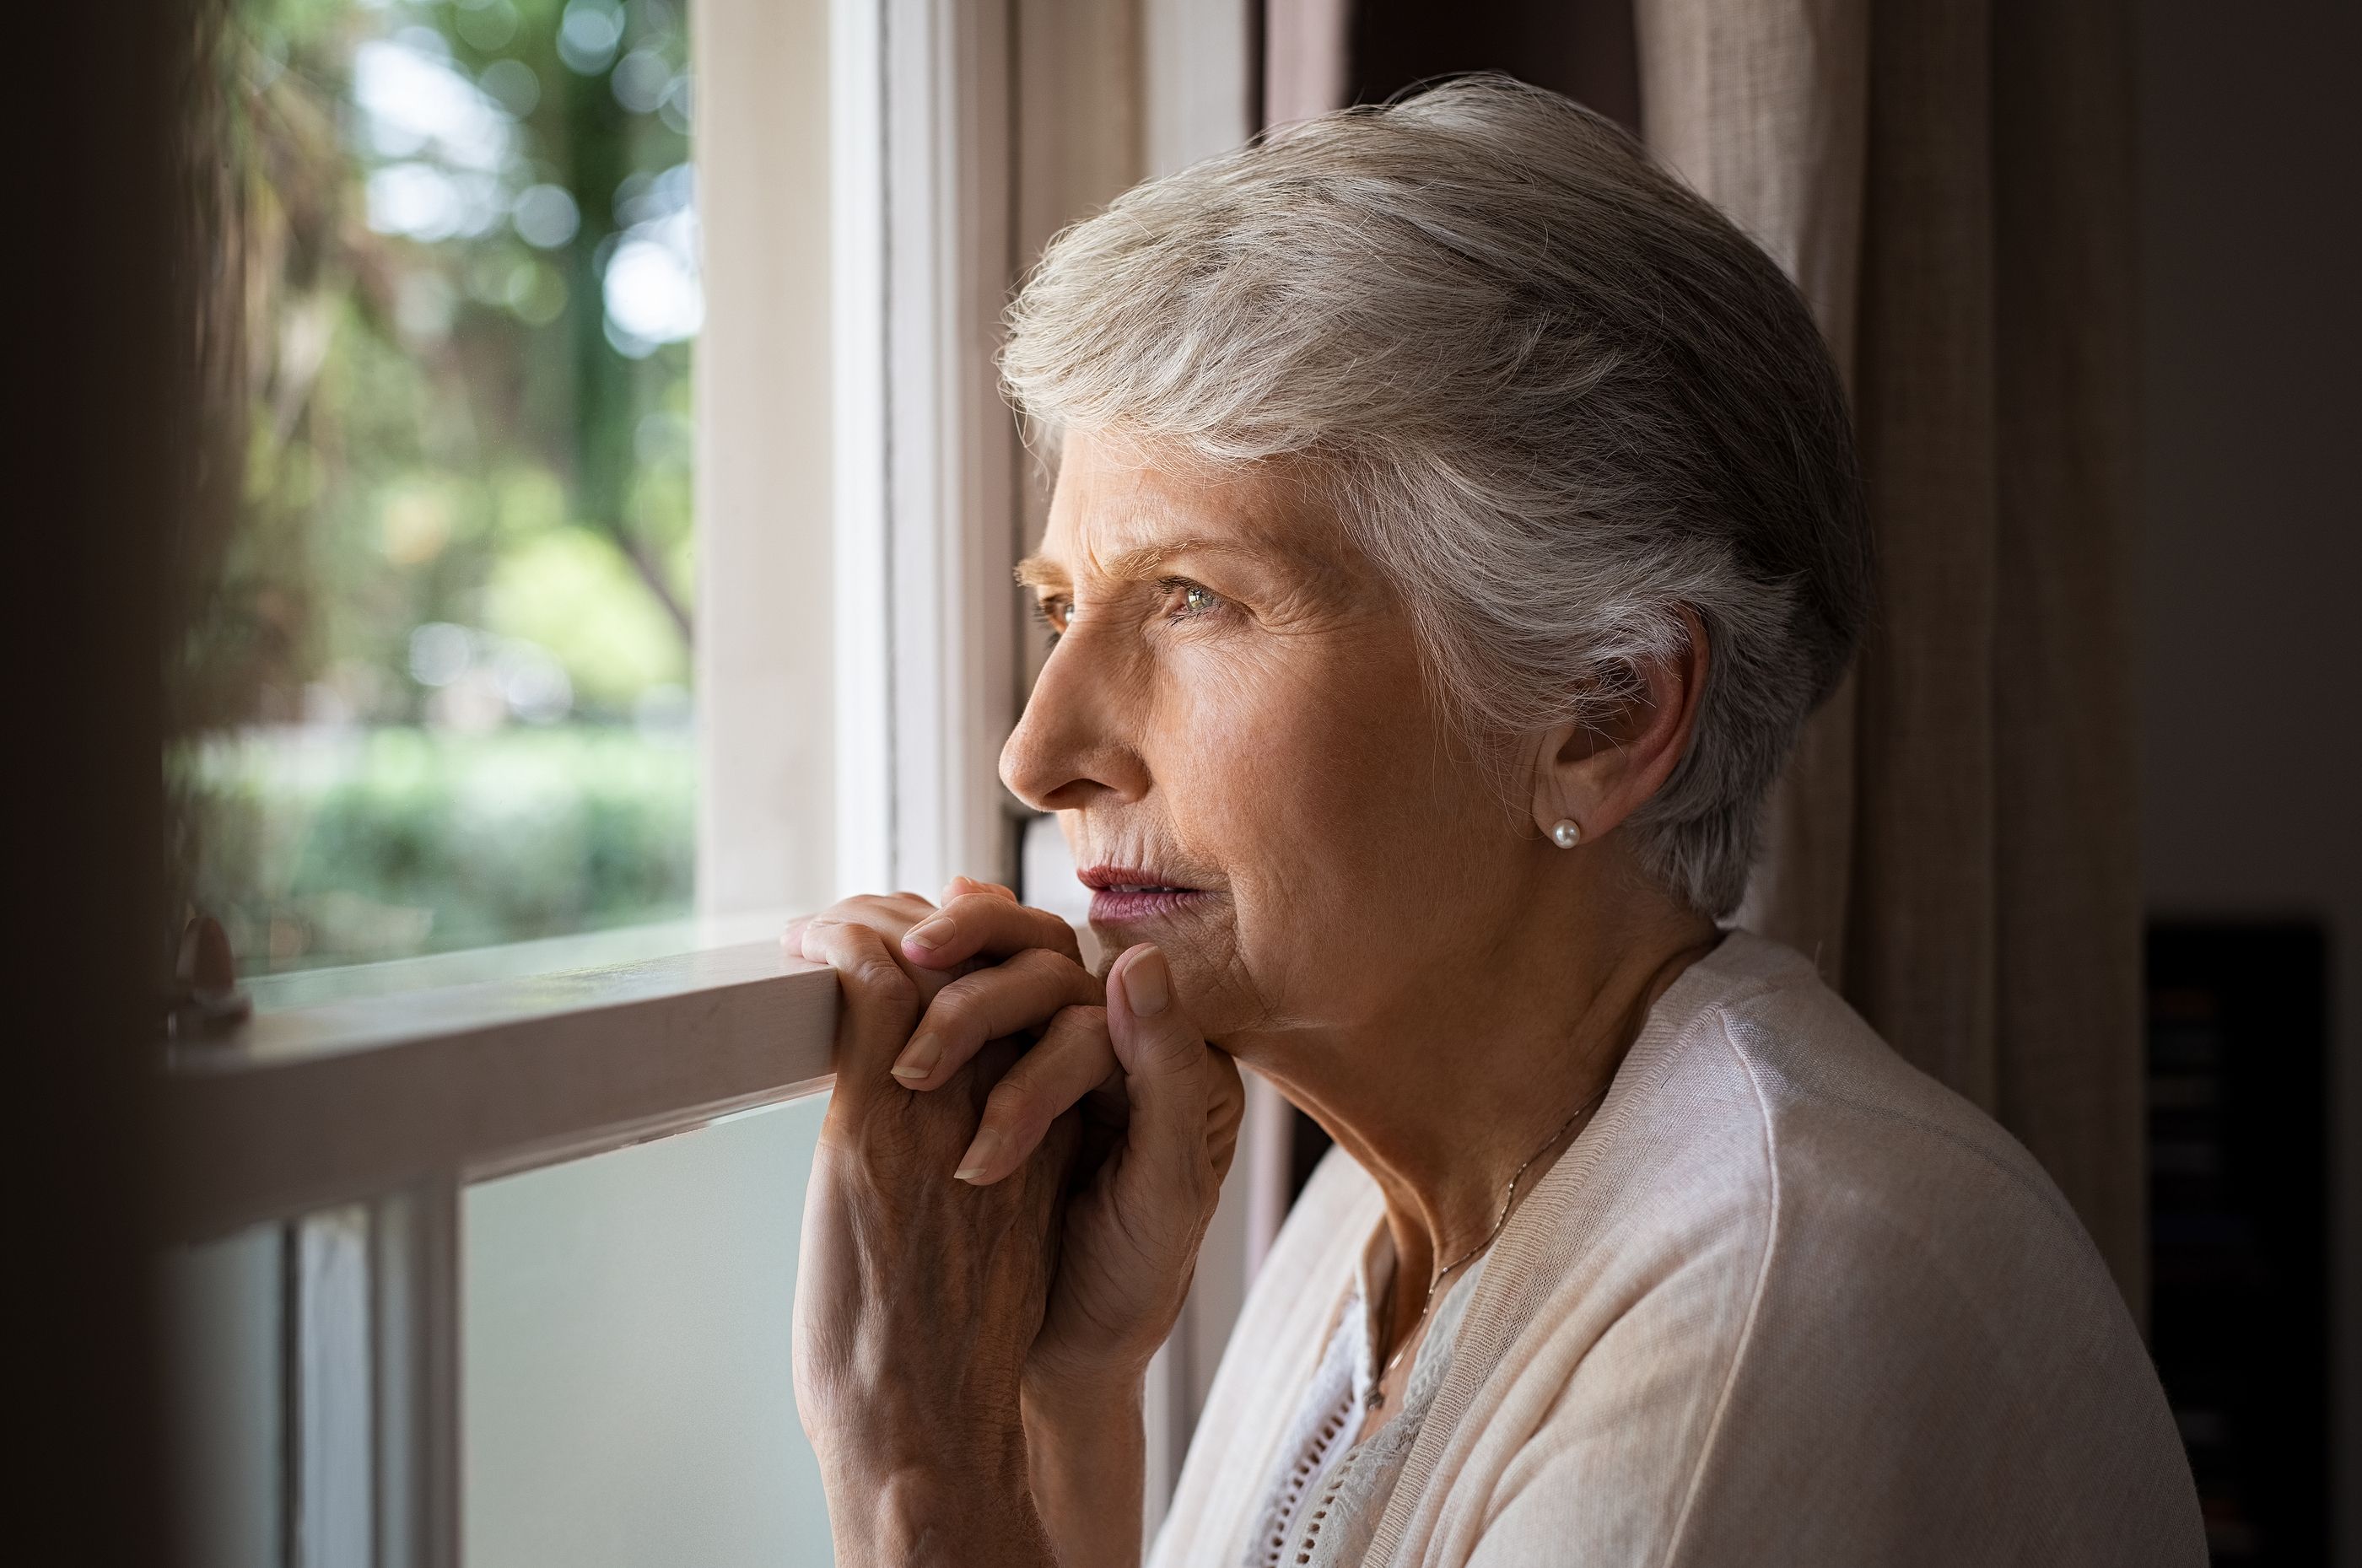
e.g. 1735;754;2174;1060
1529;609;1711;847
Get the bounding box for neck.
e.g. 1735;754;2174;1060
1231;865;1719;1331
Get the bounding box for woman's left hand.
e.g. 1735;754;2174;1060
789;881;1245;1398
789;880;1244;1565
790;909;1075;1565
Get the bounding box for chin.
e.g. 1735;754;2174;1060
1092;908;1252;1031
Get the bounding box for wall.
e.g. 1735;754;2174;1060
693;0;836;915
2136;1;2362;1559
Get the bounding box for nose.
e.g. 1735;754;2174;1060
1000;639;1150;813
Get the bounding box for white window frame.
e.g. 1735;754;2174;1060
162;2;1276;1560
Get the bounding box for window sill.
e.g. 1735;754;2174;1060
162;924;839;1243
238;909;798;1016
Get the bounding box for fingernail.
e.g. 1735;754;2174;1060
1120;947;1170;1017
903;915;956;952
952;1128;1003;1183
890;1034;941;1081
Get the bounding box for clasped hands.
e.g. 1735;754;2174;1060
787;879;1244;1565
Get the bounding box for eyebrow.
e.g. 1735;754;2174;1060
1014;536;1282;590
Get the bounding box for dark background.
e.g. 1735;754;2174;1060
2139;2;2359;1560
18;3;177;1565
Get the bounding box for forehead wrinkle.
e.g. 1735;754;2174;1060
1048;510;1362;590
1097;536;1275;580
1018;531;1290;593
1027;448;1372;600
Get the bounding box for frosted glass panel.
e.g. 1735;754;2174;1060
164;1225;283;1568
464;1096;832;1566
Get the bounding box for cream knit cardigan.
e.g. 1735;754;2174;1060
1149;932;2204;1567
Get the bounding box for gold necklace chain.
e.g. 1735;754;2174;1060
1367;1080;1611;1411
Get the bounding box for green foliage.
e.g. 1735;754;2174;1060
205;0;697;720
483;527;686;707
183;726;695;972
181;0;708;973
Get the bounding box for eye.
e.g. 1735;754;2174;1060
1161;579;1223;622
1031;595;1073;644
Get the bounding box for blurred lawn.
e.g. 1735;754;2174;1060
182;725;695;973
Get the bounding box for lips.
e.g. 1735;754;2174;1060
1076;864;1209;926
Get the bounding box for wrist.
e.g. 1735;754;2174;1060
1022;1360;1148;1427
1021;1373;1147;1568
828;1453;1050;1568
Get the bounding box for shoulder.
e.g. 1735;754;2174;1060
1462;933;2200;1565
1592;931;2102;1304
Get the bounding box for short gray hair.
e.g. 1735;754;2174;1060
1001;76;1872;917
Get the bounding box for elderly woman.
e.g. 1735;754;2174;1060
786;79;2201;1566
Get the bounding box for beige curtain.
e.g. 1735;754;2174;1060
1637;0;2146;1306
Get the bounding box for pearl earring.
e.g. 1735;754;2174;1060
1550;819;1582;849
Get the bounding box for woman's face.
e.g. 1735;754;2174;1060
1000;431;1531;1048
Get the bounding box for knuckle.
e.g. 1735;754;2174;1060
982;1080;1044;1139
926;982;985;1033
1005;946;1061;978
1011;946;1089;992
1016;904;1082;951
1048;1002;1110;1037
839;892;929;924
850;954;919;1011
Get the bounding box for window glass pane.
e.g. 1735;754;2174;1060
180;0;698;974
462;1097;833;1565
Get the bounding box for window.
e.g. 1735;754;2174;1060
179;0;701;974
162;3;1268;1563
164;938;842;1568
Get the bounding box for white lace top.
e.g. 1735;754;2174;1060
1242;1229;1488;1568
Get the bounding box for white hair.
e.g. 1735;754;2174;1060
1001;76;1873;917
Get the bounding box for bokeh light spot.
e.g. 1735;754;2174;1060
512;183;581;250
558;0;624;75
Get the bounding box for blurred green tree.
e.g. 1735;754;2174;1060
177;0;704;973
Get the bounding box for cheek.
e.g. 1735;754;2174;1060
1151;631;1494;961
1153;639;1393;859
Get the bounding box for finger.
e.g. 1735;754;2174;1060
793;892;982;1022
784;890;938;962
900;891;1082;971
795;916;923;1093
939;876;1019;904
888;946;1103;1087
1105;944;1218;1181
952;1005;1117;1183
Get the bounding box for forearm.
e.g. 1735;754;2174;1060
1024;1376;1149;1568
